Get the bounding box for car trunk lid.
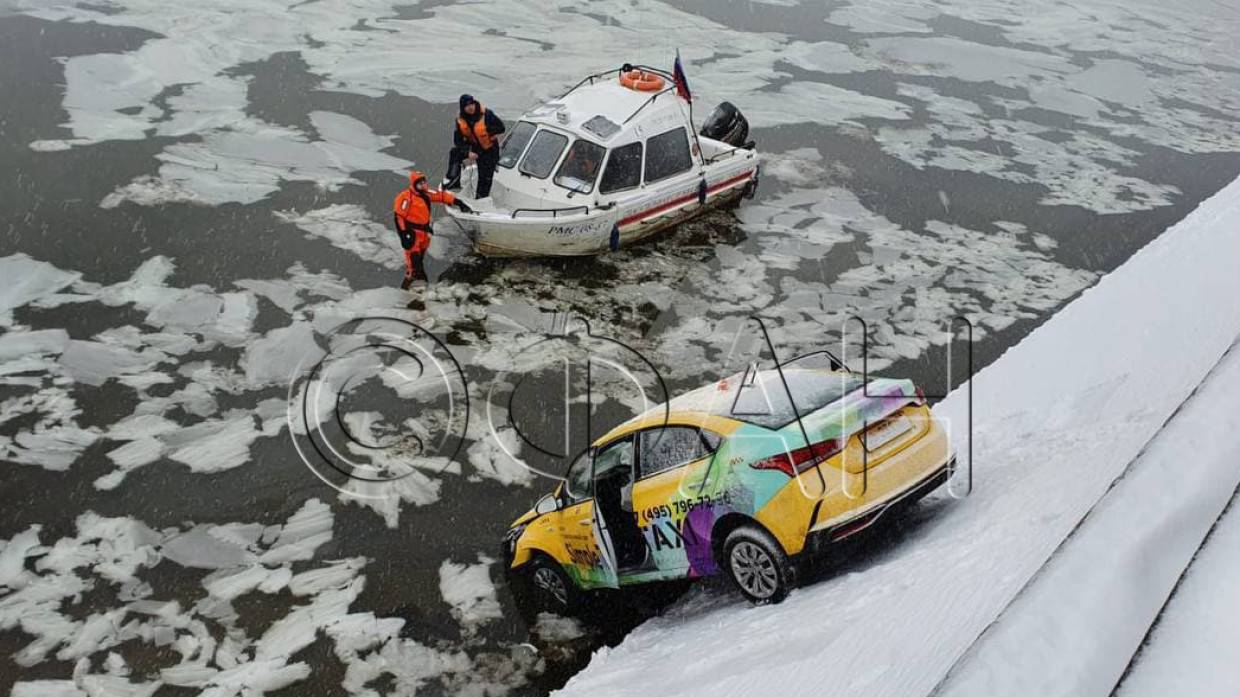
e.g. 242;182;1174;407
778;378;921;475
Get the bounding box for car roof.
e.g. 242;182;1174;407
593;367;859;446
595;411;744;446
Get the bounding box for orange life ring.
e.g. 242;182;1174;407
619;70;665;92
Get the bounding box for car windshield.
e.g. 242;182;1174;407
728;369;866;429
593;439;632;479
563;448;593;501
554;139;605;193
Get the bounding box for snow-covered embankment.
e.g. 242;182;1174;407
556;174;1240;697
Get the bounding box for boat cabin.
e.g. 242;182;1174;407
477;71;722;213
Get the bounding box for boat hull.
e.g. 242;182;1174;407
447;165;757;258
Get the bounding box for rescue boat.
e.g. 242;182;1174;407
443;64;759;257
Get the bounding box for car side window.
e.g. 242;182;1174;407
593;438;634;481
643;127;693;183
599;141;643;194
638;427;717;478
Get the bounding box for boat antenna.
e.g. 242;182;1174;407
677;49;707;173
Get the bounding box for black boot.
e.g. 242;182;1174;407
400;274;414;291
444;150;464;190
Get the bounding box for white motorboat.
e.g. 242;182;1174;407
443;64;759;257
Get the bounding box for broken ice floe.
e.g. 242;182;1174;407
1;385;100;471
438;555;503;634
0;253;364;487
638;184;1099;377
241;322;325;388
276;204;404;271
874;82;1185;214
101;110;411;208
1;254;548;684
2;500;539;697
0;254;81;327
20;0;1240;217
531;611;587;643
335;465;447;529
760;147;830;188
465;426;533;487
1;503;336;693
0;248;492;529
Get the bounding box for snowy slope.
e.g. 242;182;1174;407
1115;490;1240;697
936;339;1240;696
556;175;1240;697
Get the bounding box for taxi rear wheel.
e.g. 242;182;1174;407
722;526;791;605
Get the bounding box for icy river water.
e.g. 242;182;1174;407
2;0;1240;695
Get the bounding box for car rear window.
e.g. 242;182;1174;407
728;370;866;429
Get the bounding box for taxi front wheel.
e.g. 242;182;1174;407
526;557;580;613
722;526;792;605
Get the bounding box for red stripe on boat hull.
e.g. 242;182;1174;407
618;170;755;227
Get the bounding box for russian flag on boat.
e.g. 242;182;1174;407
673;50;691;101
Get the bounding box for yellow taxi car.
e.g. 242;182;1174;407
502;357;955;607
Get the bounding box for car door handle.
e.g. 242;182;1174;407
578;519;592;526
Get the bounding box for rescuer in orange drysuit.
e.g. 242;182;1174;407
392;171;471;289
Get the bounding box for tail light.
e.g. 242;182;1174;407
915;386;926;405
750;438;844;477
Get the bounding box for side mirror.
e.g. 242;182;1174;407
534;493;559;515
620;483;634;512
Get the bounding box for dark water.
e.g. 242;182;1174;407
2;3;1239;696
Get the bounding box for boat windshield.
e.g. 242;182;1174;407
519;129;569;179
554;139;605;193
498;121;536;169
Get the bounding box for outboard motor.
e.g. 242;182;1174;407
700;101;750;147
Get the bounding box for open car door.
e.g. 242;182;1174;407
587;437;638;589
589;499;620;589
557;448;619;590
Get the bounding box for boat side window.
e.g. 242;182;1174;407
643;127;693;183
498;121;537;169
519;129;569;179
599;142;643;194
554;139;606;194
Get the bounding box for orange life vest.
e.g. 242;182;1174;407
457;106;495;151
